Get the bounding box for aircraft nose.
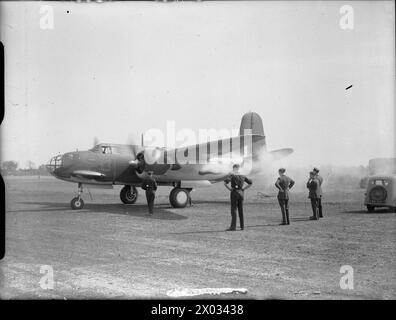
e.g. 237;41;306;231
46;154;63;173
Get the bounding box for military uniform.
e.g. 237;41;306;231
141;175;158;214
307;177;320;220
224;174;252;230
316;174;324;218
275;175;295;225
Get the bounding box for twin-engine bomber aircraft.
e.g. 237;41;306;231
46;112;293;209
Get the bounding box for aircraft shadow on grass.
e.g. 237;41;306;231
12;201;188;220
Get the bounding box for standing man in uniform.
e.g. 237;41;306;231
141;171;157;214
307;171;320;220
275;168;295;225
224;164;253;231
313;167;324;218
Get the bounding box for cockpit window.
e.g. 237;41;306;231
90;144;129;155
101;146;112;154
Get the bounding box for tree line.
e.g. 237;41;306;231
0;161;50;176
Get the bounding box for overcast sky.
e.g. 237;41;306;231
0;1;394;168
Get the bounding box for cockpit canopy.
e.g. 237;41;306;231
89;143;133;156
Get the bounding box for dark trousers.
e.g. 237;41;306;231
278;198;290;224
145;190;155;214
230;192;244;229
310;198;319;219
318;197;323;217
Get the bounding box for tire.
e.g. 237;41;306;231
366;205;375;213
120;186;138;204
169;188;189;208
369;186;387;202
71;197;84;210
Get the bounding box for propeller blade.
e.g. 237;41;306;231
143;147;162;165
126;133;140;159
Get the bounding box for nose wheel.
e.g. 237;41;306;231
71;183;84;210
71;197;85;210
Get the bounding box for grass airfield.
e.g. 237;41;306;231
1;176;395;299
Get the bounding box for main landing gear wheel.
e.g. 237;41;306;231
71;197;84;210
366;205;375;213
120;185;138;204
169;188;189;208
71;183;84;210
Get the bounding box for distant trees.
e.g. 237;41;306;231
0;160;50;176
26;160;36;170
38;164;48;175
1;161;18;175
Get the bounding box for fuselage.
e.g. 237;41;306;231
47;147;140;185
47;133;268;187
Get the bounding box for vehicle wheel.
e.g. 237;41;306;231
120;185;138;204
169;188;189;208
71;197;84;210
366;205;375;213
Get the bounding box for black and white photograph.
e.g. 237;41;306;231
0;0;395;305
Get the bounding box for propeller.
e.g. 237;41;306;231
90;134;162;174
126;133;141;160
126;133;163;174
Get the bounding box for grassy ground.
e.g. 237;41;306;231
1;176;395;299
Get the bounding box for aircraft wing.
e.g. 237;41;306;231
71;170;105;179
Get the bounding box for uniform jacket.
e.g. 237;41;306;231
275;175;295;200
224;174;252;199
307;178;320;198
141;177;158;192
316;174;323;197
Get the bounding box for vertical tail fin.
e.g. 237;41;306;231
239;112;265;137
239;112;266;157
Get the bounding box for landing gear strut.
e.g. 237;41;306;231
71;183;84;210
169;188;191;208
120;185;138;204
